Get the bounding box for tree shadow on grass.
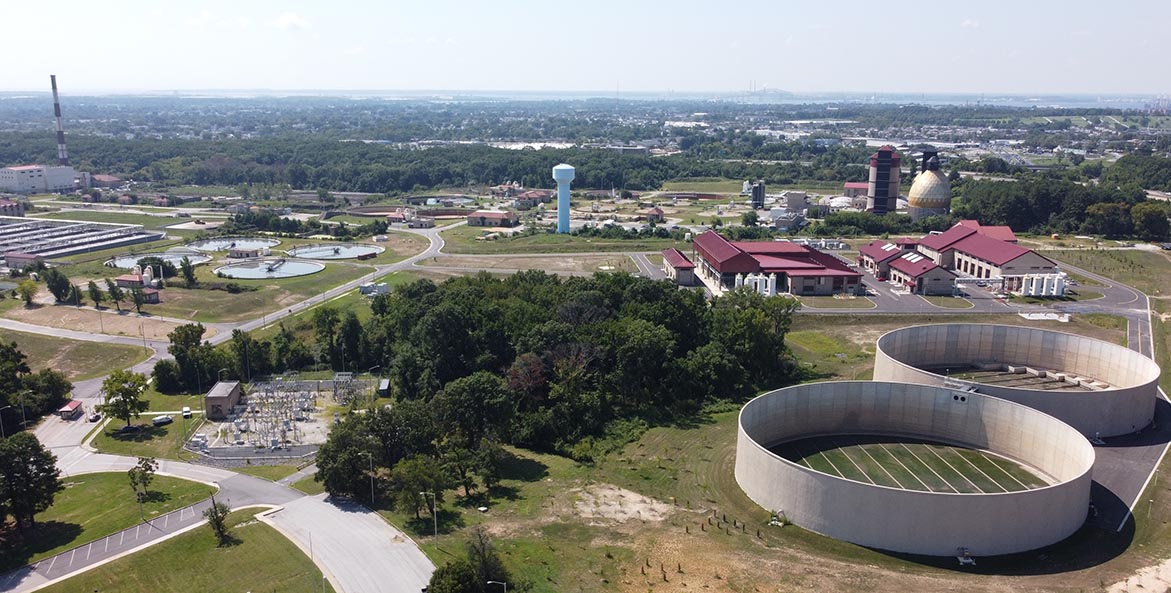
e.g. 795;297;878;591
141;490;171;504
405;508;465;537
0;520;83;572
497;453;548;483
107;424;167;443
215;532;243;548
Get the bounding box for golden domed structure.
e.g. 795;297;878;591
907;152;951;220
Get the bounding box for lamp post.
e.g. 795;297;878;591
487;580;508;593
0;406;11;438
420;491;438;544
218;368;230;382
361;451;375;507
366;365;380;409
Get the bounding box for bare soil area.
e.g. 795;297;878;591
6;304;214;341
424;254;636;273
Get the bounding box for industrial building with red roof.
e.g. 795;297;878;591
690;231;862;296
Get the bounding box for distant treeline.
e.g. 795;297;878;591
0;133;873;193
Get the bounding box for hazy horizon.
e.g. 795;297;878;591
4;0;1169;96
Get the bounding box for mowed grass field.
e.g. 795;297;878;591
775;435;1047;494
1;472;215;572
38;509;335;593
0;328;149;381
440;224;686;254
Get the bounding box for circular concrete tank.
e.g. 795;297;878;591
873;324;1160;437
735;381;1094;556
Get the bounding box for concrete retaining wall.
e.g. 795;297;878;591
873;324;1160;437
734;381;1094;556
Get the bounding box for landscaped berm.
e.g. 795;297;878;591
735;381;1095;556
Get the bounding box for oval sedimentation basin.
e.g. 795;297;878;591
214;259;324;279
187;237;281;252
285;243;384;260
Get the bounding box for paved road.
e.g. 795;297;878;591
263;494;433;593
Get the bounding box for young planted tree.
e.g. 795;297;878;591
86;280;105;309
203;496;232;546
98;369;150;427
67;284;83;307
127;456;158;520
105;278;125;312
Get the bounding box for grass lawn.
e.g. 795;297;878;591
440;224;687;254
1010;288;1104;304
796;295;876;309
37;509;335;593
921;295;974;309
93;415;208;461
0;472;215;572
1050;249;1171;297
0;328;149;380
232;464;302;482
145;262;370;323
32;211;184;231
660;178;744;193
292;475;326;496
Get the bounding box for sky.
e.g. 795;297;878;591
3;0;1167;95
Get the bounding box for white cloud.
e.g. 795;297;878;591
185;11;213;28
960;19;980;29
272;12;310;30
341;46;365;56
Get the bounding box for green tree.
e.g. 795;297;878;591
152;359;184;393
130;287;146;314
389;455;446;519
741;210;759;226
16;280;37;306
105;278;125;312
426;559;478;593
128;456;158;519
86;280;105;309
203;498;232;546
1132;202;1171;242
313;307;340;368
0;432;62;530
179;256;197;288
98;369;149;427
41;268;72;302
67;284;83;307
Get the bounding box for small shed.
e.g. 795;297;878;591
204;381;242;420
57;399;83;420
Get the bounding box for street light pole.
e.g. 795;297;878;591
421;491;438;544
362;451;375;507
487;580;508;593
0;406;11;438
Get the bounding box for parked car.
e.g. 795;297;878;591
87;412;101;423
181;406;192;419
152;415;174;427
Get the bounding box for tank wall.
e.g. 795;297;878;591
735;382;1094;556
873;324;1159;437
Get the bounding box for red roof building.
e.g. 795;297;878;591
466;210;520;227
661;248;696;285
691;231;862;296
957;220;1017;243
887;251;956;295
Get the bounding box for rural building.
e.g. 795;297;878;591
0;199;25;217
204;381;242;420
691;231;862;296
467;210;519;227
91;174;123;188
887;251;956;295
142;287;161;304
114;273;146;288
661;248;696;285
408;217;435;229
641;207;665;224
228;247;266;259
3;252;42;270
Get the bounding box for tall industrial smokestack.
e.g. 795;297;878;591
50;74;69;166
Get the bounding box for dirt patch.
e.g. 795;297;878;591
425;255;636;273
5;304;213;341
573;484;673;525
